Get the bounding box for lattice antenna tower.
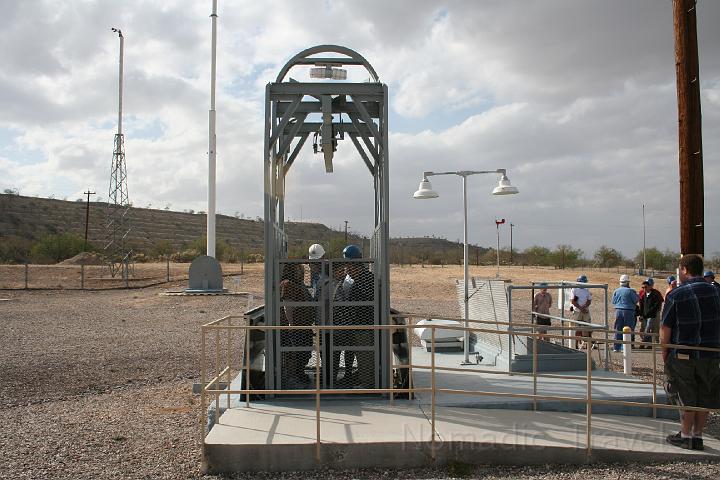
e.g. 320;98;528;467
105;27;131;275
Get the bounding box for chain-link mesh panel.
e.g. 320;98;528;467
277;261;318;390
328;260;377;389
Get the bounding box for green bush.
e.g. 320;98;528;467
151;239;174;259
0;235;33;264
29;233;89;264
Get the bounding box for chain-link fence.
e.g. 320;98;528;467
0;261;248;290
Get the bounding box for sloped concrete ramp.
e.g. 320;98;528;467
203;401;719;473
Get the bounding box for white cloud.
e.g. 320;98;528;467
0;0;719;258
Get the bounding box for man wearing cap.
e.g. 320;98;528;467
666;275;677;297
638;278;663;347
611;274;639;352
704;271;720;289
661;254;720;450
532;284;553;339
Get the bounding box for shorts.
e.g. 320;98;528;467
664;356;720;408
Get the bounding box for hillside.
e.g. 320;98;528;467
0;194;488;261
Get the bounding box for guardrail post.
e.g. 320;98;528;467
622;326;632;375
315;325;321;464
430;326;436;461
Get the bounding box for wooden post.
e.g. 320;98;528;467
81;264;85;290
24;262;29;289
673;0;704;255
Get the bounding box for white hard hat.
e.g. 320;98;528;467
308;243;325;259
619;274;630;284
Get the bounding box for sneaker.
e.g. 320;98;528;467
666;432;692;449
692;437;704;451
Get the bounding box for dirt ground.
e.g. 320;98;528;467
1;264;717;479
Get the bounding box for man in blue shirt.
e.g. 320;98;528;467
611;274;639;351
661;254;720;450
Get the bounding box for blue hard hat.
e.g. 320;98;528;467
667;275;676;284
642;277;654;286
704;270;715;278
577;275;588;283
342;244;362;259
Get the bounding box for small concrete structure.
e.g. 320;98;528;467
186;255;225;293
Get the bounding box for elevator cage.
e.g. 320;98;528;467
262;45;392;392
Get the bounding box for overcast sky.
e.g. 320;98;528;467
1;0;719;258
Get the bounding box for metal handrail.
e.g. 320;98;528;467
200;314;720;464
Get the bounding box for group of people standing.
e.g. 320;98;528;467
531;260;720;451
279;243;376;389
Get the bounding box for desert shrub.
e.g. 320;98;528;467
29;233;89;264
247;253;264;263
133;253;149;263
0;235;33;263
151;239;174;259
171;249;200;263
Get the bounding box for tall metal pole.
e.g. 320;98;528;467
509;222;514;264
673;0;704;256
116;31;123;136
344;220;349;243
495;221;500;278
642;204;646;272
84;189;95;251
462;175;470;364
207;0;218;258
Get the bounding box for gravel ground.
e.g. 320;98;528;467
1;265;718;479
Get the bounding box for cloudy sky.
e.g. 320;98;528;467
1;0;719;258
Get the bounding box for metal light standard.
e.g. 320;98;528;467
495;218;505;278
413;169;519;364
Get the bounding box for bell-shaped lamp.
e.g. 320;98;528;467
413;178;439;199
492;174;519;195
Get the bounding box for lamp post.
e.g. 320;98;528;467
413;169;519;364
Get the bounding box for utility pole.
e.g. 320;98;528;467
509;222;515;264
83;190;95;252
495;218;505;277
642;204;646;273
673;0;704;256
344;220;349;243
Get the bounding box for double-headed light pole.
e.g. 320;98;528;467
413;169;519;364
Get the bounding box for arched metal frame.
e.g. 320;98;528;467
263;45;390;391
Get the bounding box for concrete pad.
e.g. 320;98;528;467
411;346;669;417
204;401;719;473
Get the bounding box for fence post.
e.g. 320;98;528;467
24;262;29;289
622;326;632;374
166;257;170;282
124;258;129;289
81;264;85;290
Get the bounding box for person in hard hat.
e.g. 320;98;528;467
611;274;640;352
661;254;720;450
666;275;677;296
638;277;664;347
332;245;375;388
308;243;326;299
570;275;593;349
704;270;720;289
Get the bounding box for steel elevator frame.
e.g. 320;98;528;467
263;45;391;392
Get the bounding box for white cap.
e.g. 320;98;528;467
619;274;630;284
308;243;325;259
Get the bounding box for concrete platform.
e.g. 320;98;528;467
203;400;720;473
411;347;670;418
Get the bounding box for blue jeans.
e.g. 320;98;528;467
642;316;658;343
614;309;637;351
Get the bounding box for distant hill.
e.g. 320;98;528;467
0;193;489;262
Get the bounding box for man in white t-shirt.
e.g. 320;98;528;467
570;274;593;349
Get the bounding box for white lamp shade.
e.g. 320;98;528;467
492;174;519;195
413;179;439;199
